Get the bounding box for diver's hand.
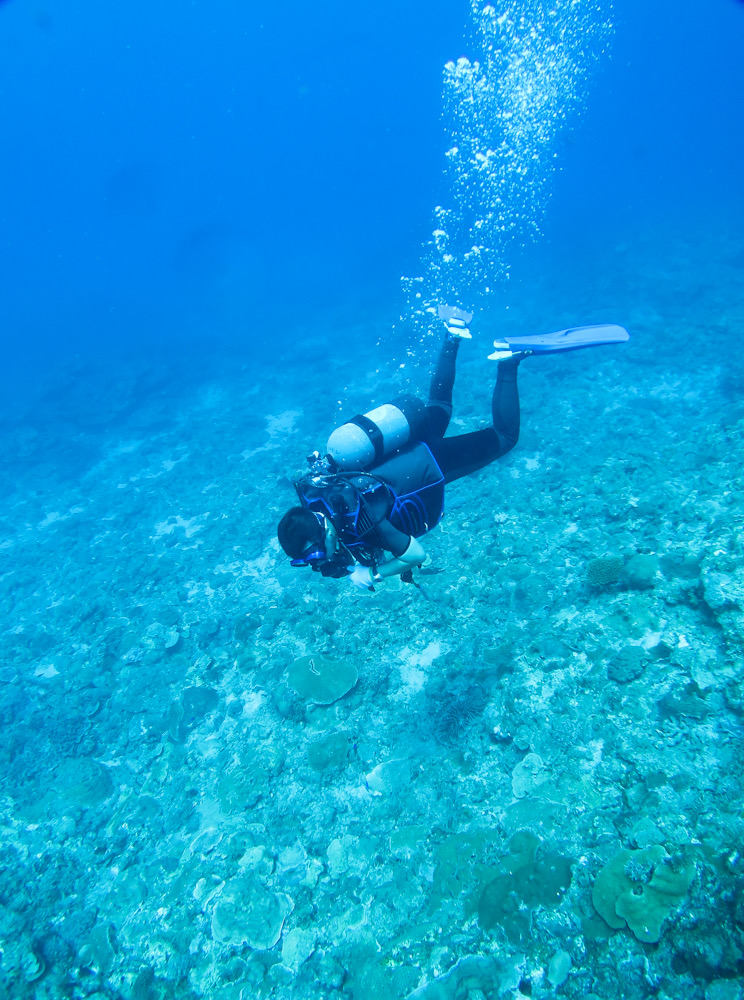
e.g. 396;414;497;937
347;565;374;591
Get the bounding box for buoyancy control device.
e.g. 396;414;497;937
296;441;445;565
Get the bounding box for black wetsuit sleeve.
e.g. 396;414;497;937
373;518;411;558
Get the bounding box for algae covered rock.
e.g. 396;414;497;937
217;762;268;813
478;831;573;944
78;923;116;975
430;828;502;910
365;757;412;796
624;553;659;589
307;731;349;771
701;553;744;653
592;845;696;943
49;757;114;813
168;685;219;741
547;949;571;987
701;558;744;611
281;926;316;973
354;958;420;1000
403;953;525;999
211;874;293;949
288;654;358;705
511;753;548;798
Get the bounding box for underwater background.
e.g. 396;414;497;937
1;0;744;998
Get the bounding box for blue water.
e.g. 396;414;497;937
1;1;744;997
1;0;742;387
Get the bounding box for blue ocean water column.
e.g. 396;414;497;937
402;0;614;338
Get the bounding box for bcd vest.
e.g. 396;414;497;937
295;442;445;565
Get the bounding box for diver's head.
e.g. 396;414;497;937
278;507;348;576
277;507;326;565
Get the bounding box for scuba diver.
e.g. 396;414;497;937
277;307;629;591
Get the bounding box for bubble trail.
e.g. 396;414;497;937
401;0;614;341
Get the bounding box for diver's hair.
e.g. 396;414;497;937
277;507;323;559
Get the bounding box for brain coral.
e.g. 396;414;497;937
592;846;695;943
586;555;625;587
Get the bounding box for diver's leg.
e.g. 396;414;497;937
429;358;522;482
490;355;520;455
422;337;460;441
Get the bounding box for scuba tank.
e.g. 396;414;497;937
326;394;428;470
326;304;472;470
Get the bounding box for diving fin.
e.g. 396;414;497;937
488;323;629;360
439;303;473;339
438;304;473;325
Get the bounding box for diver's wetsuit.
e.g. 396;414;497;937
421;338;520;483
347;339;520;561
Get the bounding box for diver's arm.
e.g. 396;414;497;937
374;536;425;581
374;518;425;580
348;535;426;589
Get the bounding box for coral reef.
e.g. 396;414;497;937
592;846;696;943
288;654;359;705
1;228;744;999
586;555;625;587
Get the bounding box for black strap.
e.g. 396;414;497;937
349;413;384;463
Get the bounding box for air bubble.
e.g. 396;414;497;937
401;0;612;341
